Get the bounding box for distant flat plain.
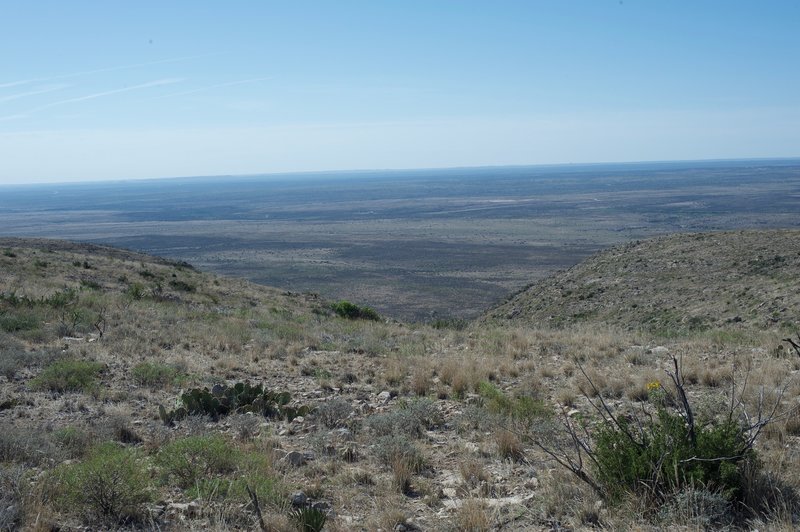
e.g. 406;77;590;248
1;160;799;320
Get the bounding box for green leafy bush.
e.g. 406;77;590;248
155;434;238;489
478;381;550;420
593;404;754;503
331;300;381;321
30;359;103;393
53;426;94;459
50;443;152;525
0;310;40;333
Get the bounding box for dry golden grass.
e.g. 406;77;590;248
455;498;493;531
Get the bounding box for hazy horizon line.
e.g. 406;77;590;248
3;155;799;188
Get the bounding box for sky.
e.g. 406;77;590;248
1;1;799;184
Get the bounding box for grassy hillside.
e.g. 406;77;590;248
1;236;799;531
484;230;800;336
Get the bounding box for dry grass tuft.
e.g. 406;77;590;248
495;429;524;462
455;498;492;531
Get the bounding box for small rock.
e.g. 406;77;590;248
650;346;669;355
291;491;307;507
311;500;331;512
442;487;458;499
283;451;307;467
377;391;392;403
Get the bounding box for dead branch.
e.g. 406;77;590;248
782;334;800;357
665;354;696;447
245;484;267;532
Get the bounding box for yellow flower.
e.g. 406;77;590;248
646;380;661;391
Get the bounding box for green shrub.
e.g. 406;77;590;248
373;434;426;473
593;407;754;503
169;279;195;292
0;423;61;465
429;317;468;330
290;506;327;532
125;282;145;300
50;443;152;525
200;452;283;504
53;426;94;459
331;300;381;321
30;359;103;393
478;381;550;420
131;362;185;388
366;398;441;438
0;310;40;333
0;465;24;530
0;341;61;380
155;434;238;489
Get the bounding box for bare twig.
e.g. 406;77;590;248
665;354;696;447
245;484;267;532
577;362;644;448
782;334;800;357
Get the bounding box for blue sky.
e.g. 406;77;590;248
1;1;799;184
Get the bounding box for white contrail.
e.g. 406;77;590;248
49;78;183;105
0;54;213;89
145;77;273;100
48;54;214;81
0;80;35;89
0;78;183;120
0;85;69;104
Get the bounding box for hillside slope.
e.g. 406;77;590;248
1;237;798;531
484;230;800;334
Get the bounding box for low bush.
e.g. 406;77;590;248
0;309;40;333
1;341;62;380
373;434;426;473
155;434;238;489
314;398;353;429
30;359;103;393
366;398;441;438
53;426;94;459
331;300;381;321
131;361;185;388
533;357;787;523
169;279;195;292
593;398;755;503
478;381;551;421
0;423;61;465
0;465;24;531
50;443;152;525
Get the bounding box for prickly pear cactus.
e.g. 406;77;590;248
158;382;310;424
